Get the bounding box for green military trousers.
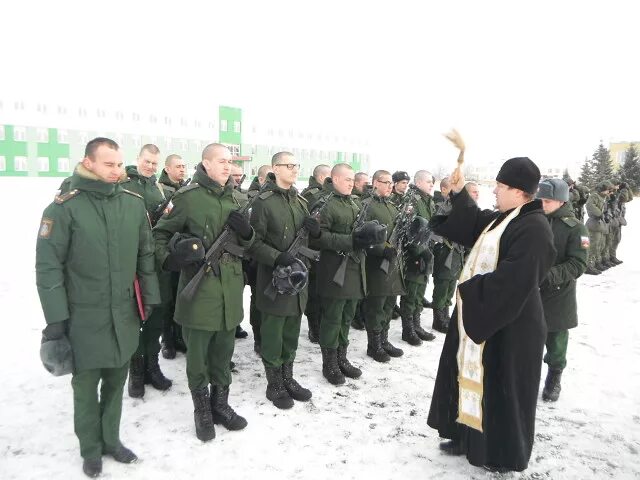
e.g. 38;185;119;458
304;271;321;326
587;230;602;267
432;278;457;310
71;362;129;459
260;313;302;368
136;271;172;358
363;295;397;333
609;225;621;259
319;298;358;349
182;326;235;390
249;283;261;339
544;330;569;370
399;280;427;318
599;232;610;264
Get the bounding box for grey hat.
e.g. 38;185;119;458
537;178;569;202
40;337;74;376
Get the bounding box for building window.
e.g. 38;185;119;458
15;156;28;171
165;116;172;125
37;128;49;142
150;115;157;124
14;101;25;110
0;156;5;171
57;158;70;172
208;122;215;130
58;129;68;143
37;103;47;113
116;111;124;120
38;157;50;172
195;120;201;128
14;127;27;141
165;137;173;149
131;135;141;148
180;139;188;151
220;120;228;132
79;132;88;146
133;112;140;122
267;128;274;136
234;121;241;133
57;105;67;115
181;117;188;127
226;144;240;156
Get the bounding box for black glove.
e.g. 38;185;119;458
143;305;155;320
275;251;297;267
353;221;387;249
42;321;68;342
382;246;397;261
303;216;321;238
226;211;252;240
164;233;205;271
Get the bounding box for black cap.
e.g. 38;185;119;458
495;157;541;194
392;171;410;183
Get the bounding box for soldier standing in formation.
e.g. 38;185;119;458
352;171;370;199
584;181;612;275
122;144;173;398
563;174;589;221
537;178;588;402
154;143;253;441
36;138;161;477
611;181;633;263
248;152;318;409
390;171;410;206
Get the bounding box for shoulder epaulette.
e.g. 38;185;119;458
121;189;144;200
54;189;80;204
298;194;308;203
174;183;200;196
258;190;275;200
561;216;579;227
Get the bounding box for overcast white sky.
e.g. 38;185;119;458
2;0;638;175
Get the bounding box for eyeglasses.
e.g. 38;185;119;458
274;163;300;170
376;180;392;186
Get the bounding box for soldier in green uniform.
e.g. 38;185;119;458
300;164;331;343
362;170;406;362
154;143;253;441
398;171;437;345
599;180;616;271
584;181;611;275
350;171;371;330
158;154;189;359
537;179;588;402
390;171;410;207
311;164;383;384
563;174;589;222
611;181;634;264
36;138;161;478
121;144;173;397
249;152;319;409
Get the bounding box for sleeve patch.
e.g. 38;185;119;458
38;218;54;238
581;236;590;249
165;200;174;215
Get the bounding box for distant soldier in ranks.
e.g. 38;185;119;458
606;181;628;265
612;181;634;263
122;144;173;398
154;143;253;441
563;174;589;222
249;152;319;409
36;138;161;477
584;181;611;275
398;171;437;346
390;171;410;206
599;180;616;270
229;163;250;340
246;165;273;354
158;154;189;359
431;177;465;333
300;164;331;343
537;179;588;402
362;170;406;362
350;170;371;331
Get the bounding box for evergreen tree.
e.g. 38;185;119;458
590;141;613;186
578;155;595;188
620;143;640;193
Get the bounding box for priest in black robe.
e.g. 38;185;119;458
427;157;556;472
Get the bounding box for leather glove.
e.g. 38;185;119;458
226;211;252;240
42;321;68;342
303;216;321;238
164;233;205;271
275;251;297;267
353;221;387;249
382;246;397;261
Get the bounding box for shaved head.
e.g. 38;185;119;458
202;143;228;161
313;164;331;182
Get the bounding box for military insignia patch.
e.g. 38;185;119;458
581;236;590;249
38;218;54;238
165;200;173;214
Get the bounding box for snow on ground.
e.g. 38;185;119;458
0;178;638;480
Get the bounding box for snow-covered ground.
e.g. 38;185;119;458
1;178;638;480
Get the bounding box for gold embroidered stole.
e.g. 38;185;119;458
456;205;522;432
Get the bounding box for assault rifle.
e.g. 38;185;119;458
332;198;373;287
263;193;333;301
149;178;192;226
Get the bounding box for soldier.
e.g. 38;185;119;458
230;163;246;193
612;181;634;263
584;181;611;275
158;154;189;359
249;152;319;409
390;171;410;206
537;178;588;401
464;181;480;203
122;144;173;398
154;143;253;441
362;170;406;362
563;174;589;221
36;137;161;477
353;172;370;199
311;164;383;384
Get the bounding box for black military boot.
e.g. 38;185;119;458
351;315;365;330
104;443;138;463
282;362;313;401
585;264;601;275
381;327;404;357
190;386;216;441
337;345;362;378
595;261;609;271
414;311;437;340
366;329;390;362
401;315;422;346
128;355;145;398
391;304;401;319
307;316;320;343
321;347;346;385
432;309;449;334
602;260;615;270
264;365;294;409
235;325;248;339
611;257;623;265
145;354;172;391
161;324;176;360
422;297;433;309
174;326;187;353
82;457;102;478
210;385;248;430
542;368;563;402
252;326;261;354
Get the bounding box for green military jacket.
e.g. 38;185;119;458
122;165;165;214
585;191;607;233
404;188;437;283
36;164;161;371
158;168;187;200
540;202;588;332
431;195;465;281
248;179;310;316
301;176;323;203
389;190;405;207
247;177;261;198
310;184;366;299
363;194;405;296
153;165;253;332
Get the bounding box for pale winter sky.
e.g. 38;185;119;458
1;0;638;176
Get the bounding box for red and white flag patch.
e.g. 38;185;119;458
580;236;590;249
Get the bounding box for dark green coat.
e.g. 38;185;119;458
247;177;261;198
310;185;366;299
363;195;404;296
248;179;310;316
153;165;253;332
122;165;165;214
404;189;436;283
301;176;323;203
585;191;607;233
432;196;464;281
540;202;588;332
389;190;405;207
158;168;187;200
36;165;161;371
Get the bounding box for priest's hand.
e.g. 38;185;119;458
450;167;465;194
